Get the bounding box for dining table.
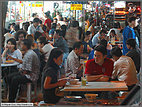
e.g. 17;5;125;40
62;81;128;92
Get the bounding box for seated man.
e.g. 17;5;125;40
126;38;140;73
65;41;83;79
7;39;40;102
85;45;114;82
110;46;138;91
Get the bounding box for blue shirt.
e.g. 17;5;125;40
82;40;93;54
49;28;55;35
122;26;136;55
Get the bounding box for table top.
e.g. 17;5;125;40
1;62;19;67
62;81;128;92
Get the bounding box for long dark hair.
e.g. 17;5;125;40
44;48;63;70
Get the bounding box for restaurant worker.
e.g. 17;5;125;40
85;45;114;82
66;41;84;80
41;48;67;104
110;46;138;91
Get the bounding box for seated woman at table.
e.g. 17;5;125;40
41;48;67;104
108;30;119;45
85;45;114;82
2;38;22;69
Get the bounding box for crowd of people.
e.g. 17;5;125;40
1;11;141;104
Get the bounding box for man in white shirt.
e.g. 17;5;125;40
38;36;54;62
65;41;83;79
92;29;106;47
27;18;44;35
110;46;138;91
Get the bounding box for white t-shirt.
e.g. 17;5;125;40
111;56;138;86
42;43;54;61
6;49;22;68
27;24;44;35
107;28;122;41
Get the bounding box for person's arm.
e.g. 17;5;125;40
86;75;104;82
111;62;118;80
44;76;67;89
7;55;23;64
2;46;8;58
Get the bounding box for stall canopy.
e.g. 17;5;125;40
63;1;88;4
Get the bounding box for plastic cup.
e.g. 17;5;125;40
81;77;86;86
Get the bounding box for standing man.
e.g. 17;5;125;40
122;16;139;55
7;39;40;102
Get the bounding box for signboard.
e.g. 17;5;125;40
70;4;82;10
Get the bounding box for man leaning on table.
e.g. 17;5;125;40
110;46;138;91
85;45;114;82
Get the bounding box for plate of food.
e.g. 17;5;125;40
5;60;14;64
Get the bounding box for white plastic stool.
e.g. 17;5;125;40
16;82;37;102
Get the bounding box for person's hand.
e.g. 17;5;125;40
6;55;13;60
99;76;109;82
57;80;67;87
5;45;9;51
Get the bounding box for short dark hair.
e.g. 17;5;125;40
55;30;63;37
110;30;116;35
55;30;60;35
126;38;136;49
128;16;136;23
22;39;32;49
34;31;42;41
7;38;17;50
39;36;48;45
73;41;83;50
100;29;106;34
39;20;42;24
13;24;20;31
15;30;27;41
94;45;107;55
33;18;40;23
99;39;107;48
71;21;79;27
110;46;122;57
32;13;37;17
85;31;91;36
51;23;57;29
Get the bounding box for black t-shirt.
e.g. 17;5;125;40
126;48;141;73
41;64;61;104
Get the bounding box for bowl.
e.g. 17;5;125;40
85;94;98;102
69;79;79;85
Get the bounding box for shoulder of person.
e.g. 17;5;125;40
105;58;114;64
86;59;95;65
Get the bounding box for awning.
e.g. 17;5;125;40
63;1;88;4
